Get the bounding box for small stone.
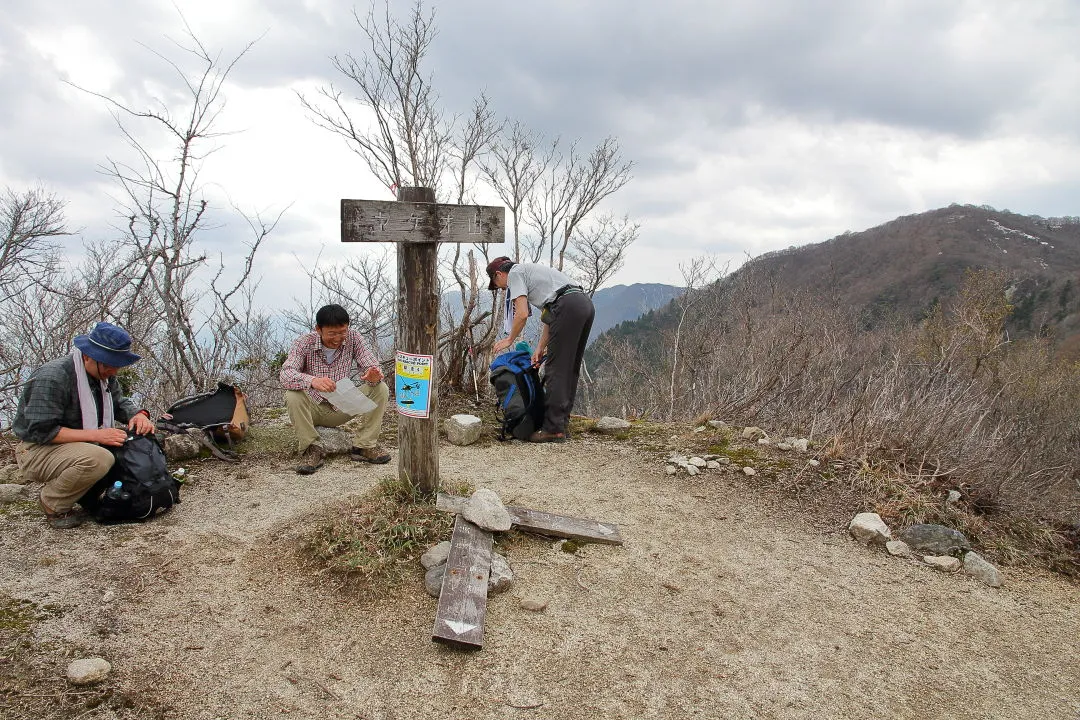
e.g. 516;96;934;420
0;484;27;504
741;427;766;441
717;457;731;465
742;467;756;476
708;420;727;429
489;553;514;594
808;459;820;467
963;551;1003;587
848;513;892;545
946;490;962;505
421;541;451;570
757;438;771;445
595;416;632;433
776;443;793;451
924;555;961;573
67;658;111;686
706;461;720;469
520;595;549;612
694;425;707;433
665;465;677;476
792;439;809;452
688;457;707;468
886;540;913;558
686;465;700;476
444;414;482;446
424;565;445;598
462;488;512;532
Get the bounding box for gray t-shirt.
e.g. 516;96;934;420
506;263;574;309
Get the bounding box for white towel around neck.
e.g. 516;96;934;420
72;346;114;430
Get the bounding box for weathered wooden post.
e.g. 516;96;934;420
341;188;504;494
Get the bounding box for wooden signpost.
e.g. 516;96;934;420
340;188;504;493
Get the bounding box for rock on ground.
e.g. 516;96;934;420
424;565;445;598
444;414;482;446
741;427;767;441
0;464;24;484
461;488;512;532
594;417;631;433
964;551;1004;587
897;524;971;557
0;484;27;504
163;431;203;462
421;541;451;570
520;595;550;612
924;555;961;573
315;427;353;455
886;540;913;558
849;513;892;545
67;658;111;686
489;552;514;594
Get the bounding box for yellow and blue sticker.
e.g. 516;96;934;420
395;351;432;418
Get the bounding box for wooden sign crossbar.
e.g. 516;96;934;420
432;516;492;650
341;199;504;244
435;493;624;546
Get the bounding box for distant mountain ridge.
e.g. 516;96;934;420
591;204;1080;358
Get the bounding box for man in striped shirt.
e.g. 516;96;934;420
280;304;391;474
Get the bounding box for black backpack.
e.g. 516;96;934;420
80;434;181;522
489;350;546;441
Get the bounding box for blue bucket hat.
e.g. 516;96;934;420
73;322;141;368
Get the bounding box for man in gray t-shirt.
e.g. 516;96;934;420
488;257;595;443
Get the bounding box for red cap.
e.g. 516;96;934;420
486;256;512;290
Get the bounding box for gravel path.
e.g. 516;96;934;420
1;436;1077;719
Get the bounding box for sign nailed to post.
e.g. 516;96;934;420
395;352;432;418
341;200;505;244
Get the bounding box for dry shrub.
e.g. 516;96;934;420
592;265;1080;574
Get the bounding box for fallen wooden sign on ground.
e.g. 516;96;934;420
435;493;624;546
430;493;624;650
432;515;492;650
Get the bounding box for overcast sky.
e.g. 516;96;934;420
3;0;1079;311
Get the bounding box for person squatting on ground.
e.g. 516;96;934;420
12;322;157;529
279;304;391;474
487;257;595;443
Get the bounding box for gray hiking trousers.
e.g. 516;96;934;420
541;291;595;433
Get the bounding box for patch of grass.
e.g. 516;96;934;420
305;477;469;582
724;446;761;467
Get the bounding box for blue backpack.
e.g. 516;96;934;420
489;350;546;441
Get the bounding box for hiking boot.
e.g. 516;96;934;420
38;493;85;530
295;445;325;475
527;430;567;444
350;445;391;464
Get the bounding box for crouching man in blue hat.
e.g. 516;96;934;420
12;322;156;529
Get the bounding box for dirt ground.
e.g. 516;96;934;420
1;431;1078;720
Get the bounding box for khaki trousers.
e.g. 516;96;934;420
16;441;115;513
284;381;390;453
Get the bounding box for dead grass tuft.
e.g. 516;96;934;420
304;476;470;582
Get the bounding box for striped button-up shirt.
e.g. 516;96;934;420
279;330;380;405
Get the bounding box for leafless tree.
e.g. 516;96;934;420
0;186;67;303
480;120;549;262
565;213;640;296
299;0;450;191
74;17;281;402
